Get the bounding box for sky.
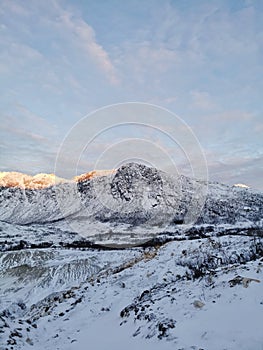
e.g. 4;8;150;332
0;0;262;189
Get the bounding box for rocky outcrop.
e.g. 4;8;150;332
0;163;262;349
0;163;262;230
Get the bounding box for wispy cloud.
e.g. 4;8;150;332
205;152;263;190
0;0;262;188
190;90;216;111
56;10;120;85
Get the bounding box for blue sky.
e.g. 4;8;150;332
0;0;262;189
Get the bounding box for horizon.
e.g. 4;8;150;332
0;161;254;191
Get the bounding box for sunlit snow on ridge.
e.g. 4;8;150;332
0;169;116;190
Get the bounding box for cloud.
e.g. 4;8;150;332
254;122;263;133
147;95;178;106
0;0;30;17
0;41;43;74
1;0;119;86
190;90;216;110
2;104;57;137
0;0;262;190
0;103;60;174
112;42;180;99
1;125;47;142
56;10;120;85
214;110;256;122
206;153;263;190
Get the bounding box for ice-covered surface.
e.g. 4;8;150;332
0;163;262;349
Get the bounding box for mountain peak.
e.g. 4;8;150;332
0;163;153;190
233;183;250;189
74;169;116;182
0;168;117;189
0;171;66;189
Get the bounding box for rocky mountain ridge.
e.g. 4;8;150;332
0;169;116;190
0;163;262;230
0;163;262;349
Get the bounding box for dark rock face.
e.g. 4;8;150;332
199;183;263;225
111;163;163;202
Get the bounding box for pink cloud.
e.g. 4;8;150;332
58;11;120;85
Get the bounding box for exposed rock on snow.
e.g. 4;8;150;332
193;300;205;309
228;275;260;288
0;163;262;349
0;163;262;246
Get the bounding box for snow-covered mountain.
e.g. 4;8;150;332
0;163;262;246
0;163;262;350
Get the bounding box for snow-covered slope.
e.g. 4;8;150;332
0;236;262;350
0;163;262;246
0;163;262;349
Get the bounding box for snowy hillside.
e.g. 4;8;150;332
0;163;262;246
0;163;262;349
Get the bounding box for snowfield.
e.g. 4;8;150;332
0;163;262;349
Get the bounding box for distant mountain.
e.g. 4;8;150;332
0;171;66;189
0;169;116;189
0;163;262;349
0;163;262;243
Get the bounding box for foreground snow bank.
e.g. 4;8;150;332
1;234;262;350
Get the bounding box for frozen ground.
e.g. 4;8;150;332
0;233;262;350
0;164;262;349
